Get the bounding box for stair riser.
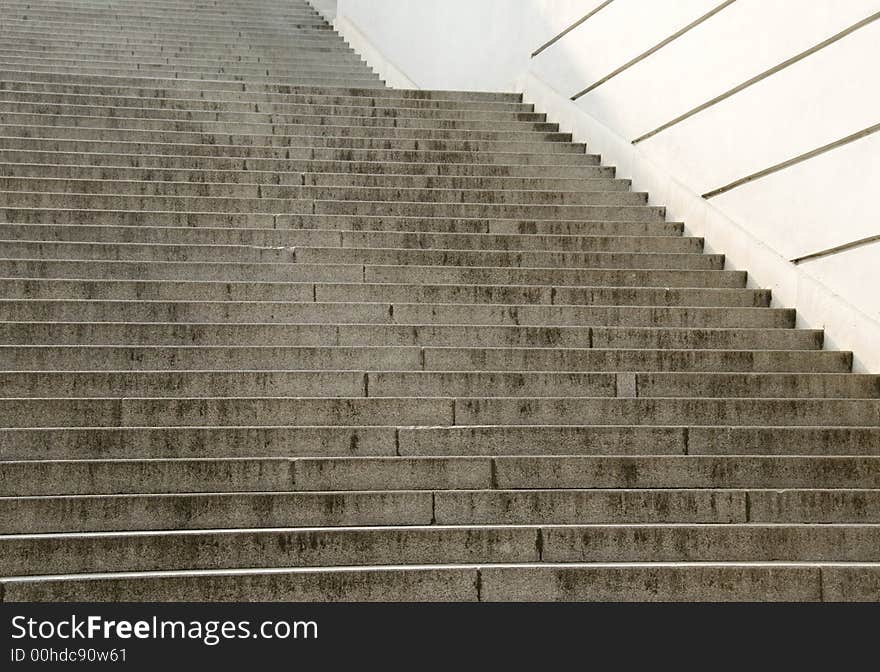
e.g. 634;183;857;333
2;425;877;462
0;371;619;399
0;118;570;143
0;346;844;373
5;456;879;496
0;66;382;85
0;302;791;328
4;488;880;534
0;279;765;306
0;128;586;155
0;22;340;38
0;397;875;429
0;154;611;179
0;141;601;166
0;246;716;271
0;94;547;121
0;261;743;288
0;62;378;81
0;425;397;460
0;324;819;350
0;81;530;108
0;106;555;132
0;183;644;206
0;226;695;253
14;565;873;602
0;211;677;236
1;528;540;575
4;526;880;577
400;426;880;457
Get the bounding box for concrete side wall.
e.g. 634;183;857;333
332;0;880;371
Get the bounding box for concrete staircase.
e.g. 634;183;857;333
1;0;879;602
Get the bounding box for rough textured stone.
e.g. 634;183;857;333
1;0;878;602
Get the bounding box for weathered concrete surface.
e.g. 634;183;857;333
0;0;878;602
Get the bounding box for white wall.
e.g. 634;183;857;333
330;0;880;371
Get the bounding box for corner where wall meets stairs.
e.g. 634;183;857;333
0;0;878;602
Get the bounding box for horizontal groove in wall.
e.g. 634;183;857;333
570;0;736;101
531;0;614;58
632;10;880;144
792;235;880;265
702;120;880;199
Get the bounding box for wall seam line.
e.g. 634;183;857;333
570;0;737;100
632;10;880;144
530;0;614;58
792;234;880;265
702;120;880;199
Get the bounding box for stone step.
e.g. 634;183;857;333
0;323;818;349
0;370;618;399
397;425;880;456
1;3;325;16
363;264;740;288
0;114;570;144
1;1;322;13
4;455;880;496
0;240;298;262
3;525;880;579
0;50;374;71
0;103;557;131
638;372;878;398
0;300;792;328
0;130;591;158
0;15;334;29
0;54;375;76
0;92;537;119
0;346;846;373
0;45;361;63
1;16;333;31
1;1;323;17
0;181;642;206
315;282;761;306
2;199;663;224
0;19;336;37
0;48;368;63
0;32;360;53
2;166;639;192
2;487;879;534
0;25;340;39
0;278;763;306
0;21;343;37
3;1;319;12
1;424;876;462
0;77;528;107
0;154;612;182
0;224;694;254
2;211;679;237
293;246;713;269
423;346;846;372
0;242;714;269
0;260;739;287
6;31;339;45
3;370;867;399
0;91;548;121
0;63;382;86
0;139;601;167
0;396;875;429
453;397;880;427
8;562;877;602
